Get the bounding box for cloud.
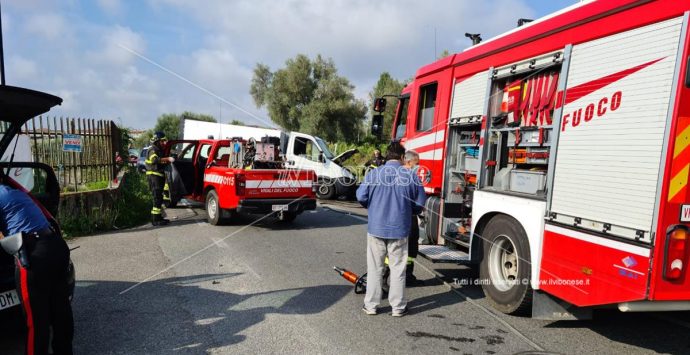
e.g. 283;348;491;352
98;25;146;66
150;0;538;123
8;55;38;81
97;0;124;16
24;13;68;40
4;0;565;131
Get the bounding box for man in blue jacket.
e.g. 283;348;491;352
356;142;426;317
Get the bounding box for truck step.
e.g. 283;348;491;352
441;232;471;248
418;245;471;264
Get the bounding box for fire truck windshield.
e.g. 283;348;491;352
393;97;409;140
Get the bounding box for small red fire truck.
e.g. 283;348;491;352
165;138;317;225
374;0;690;318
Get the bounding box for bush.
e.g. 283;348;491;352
328;141;388;167
112;169;152;229
60;168;151;237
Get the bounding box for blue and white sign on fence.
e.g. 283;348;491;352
63;134;82;152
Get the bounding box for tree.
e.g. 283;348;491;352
230;120;245;126
250;54;367;142
438;49;451;59
369;72;406;140
133;130;153;149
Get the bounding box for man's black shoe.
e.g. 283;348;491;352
406;276;425;287
152;215;170;226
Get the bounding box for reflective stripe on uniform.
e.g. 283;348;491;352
407;256;415;264
151;207;162;215
145;154;159;165
146;171;164;177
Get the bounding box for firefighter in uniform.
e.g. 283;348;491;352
146;131;174;226
403;150;424;285
0;171;73;355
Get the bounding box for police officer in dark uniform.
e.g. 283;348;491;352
146;131;174;226
0;171;73;355
365;149;385;169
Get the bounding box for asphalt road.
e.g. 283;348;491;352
2;204;690;354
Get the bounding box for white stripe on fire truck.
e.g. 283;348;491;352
544;224;650;257
404;129;445;150
245;180;312;188
418;149;443;161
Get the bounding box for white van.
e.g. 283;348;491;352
283;132;357;199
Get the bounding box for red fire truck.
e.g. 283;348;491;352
165;138;317;225
374;0;690;318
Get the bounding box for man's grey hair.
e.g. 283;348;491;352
404;150;419;162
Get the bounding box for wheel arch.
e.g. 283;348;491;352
470;190;547;289
203;185;215;200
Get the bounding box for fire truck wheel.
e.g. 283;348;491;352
206;190;224;225
316;180;336;200
479;215;532;315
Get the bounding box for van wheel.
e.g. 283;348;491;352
316;180;336;199
479;215;532;315
206;190;225;225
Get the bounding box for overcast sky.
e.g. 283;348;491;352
3;0;577;129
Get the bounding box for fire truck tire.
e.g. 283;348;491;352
479;215;532;315
316;179;336;200
205;190;225;225
423;196;441;244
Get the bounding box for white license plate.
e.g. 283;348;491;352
0;289;19;311
272;205;289;211
681;204;690;222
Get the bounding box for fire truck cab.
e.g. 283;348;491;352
377;0;690;318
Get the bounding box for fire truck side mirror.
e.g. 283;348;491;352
373;98;387;113
371;114;384;139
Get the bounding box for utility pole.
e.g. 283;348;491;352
0;1;6;86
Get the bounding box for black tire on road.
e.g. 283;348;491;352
316;180;336;200
205;190;224;225
479;215;532;315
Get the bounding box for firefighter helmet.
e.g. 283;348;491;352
150;131;167;144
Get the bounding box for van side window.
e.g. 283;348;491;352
416;83;437;131
293;137;307;155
